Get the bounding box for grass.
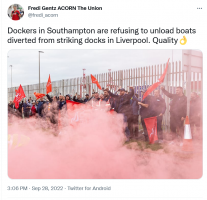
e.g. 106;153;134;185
125;140;194;161
125;139;163;151
145;142;163;151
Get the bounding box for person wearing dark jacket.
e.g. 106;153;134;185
106;87;134;140
57;95;67;110
129;94;141;139
161;86;187;142
151;90;166;142
65;94;71;101
22;100;31;118
18;101;24;117
84;94;90;102
37;97;47;117
59;96;66;110
189;92;201;138
138;91;152;142
103;89;116;110
64;94;72;109
73;94;84;103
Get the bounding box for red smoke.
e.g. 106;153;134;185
8;106;202;179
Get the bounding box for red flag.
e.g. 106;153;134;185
66;100;81;110
91;74;102;90
15;89;17;94
143;58;170;100
34;92;45;100
66;100;81;105
46;74;52;94
13;85;26;109
144;117;158;144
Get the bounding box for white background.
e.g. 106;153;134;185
1;0;207;200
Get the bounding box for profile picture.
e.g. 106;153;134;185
8;4;24;21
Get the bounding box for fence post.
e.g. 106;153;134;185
62;79;64;96
186;50;192;116
118;70;123;88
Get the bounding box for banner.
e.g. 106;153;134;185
66;100;81;110
46;74;52;94
91;74;102;90
144;117;158;144
13;84;26;109
34;92;45;100
143;58;170;100
66;100;81;106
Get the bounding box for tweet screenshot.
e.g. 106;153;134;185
0;0;206;200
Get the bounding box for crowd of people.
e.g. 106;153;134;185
8;86;202;144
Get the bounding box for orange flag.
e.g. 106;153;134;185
14;84;26;109
34;92;45;100
91;74;102;90
46;74;52;94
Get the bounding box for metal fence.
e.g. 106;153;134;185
8;60;202;130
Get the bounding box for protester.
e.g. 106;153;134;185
103;89;115;109
37;97;47;117
161;86;187;144
65;94;71;101
189;92;201;138
84;94;90;102
18;101;24;115
103;90;110;102
73;94;84;103
129;94;140;139
100;94;104;100
151;90;166;143
91;92;101;107
27;99;33;110
106;87;134;141
8;101;17;118
138;90;152;142
59;95;66;110
22;99;31;118
94;92;100;101
31;102;37;116
8;101;15;110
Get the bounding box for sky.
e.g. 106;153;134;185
7;49;182;88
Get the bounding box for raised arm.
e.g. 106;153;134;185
46;94;53;103
107;89;119;99
161;87;175;99
125;87;134;100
